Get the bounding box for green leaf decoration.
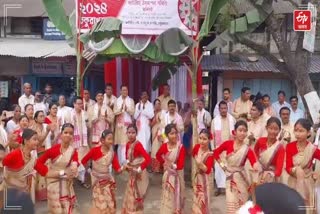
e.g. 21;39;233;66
152;64;178;90
235;17;248;32
100;39;130;57
230;20;236;34
198;0;229;39
42;0;72;37
155;28;194;56
80;32;90;44
246;9;261;24
143;43;179;64
256;0;263;5
67;10;77;48
94;55;114;64
90;18;122;43
206;30;233;50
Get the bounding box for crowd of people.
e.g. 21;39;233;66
0;81;317;214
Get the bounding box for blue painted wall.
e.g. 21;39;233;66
232;79;296;103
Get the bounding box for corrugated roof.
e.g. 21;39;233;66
0;0;74;17
202;54;281;72
0;38;76;58
202;54;320;73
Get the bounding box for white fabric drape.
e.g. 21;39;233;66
150;65;188;104
168;66;188;104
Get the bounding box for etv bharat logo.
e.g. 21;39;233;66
293;10;312;31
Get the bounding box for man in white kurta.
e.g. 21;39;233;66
103;83;117;110
157;84;174;111
134;91;154;152
213;88;233;117
279;107;296;144
83;89;95;112
247;102;268;146
88;91;114;147
159;100;184;143
211;101;235;195
33;91;48;115
272;90;290;118
232;87;253;121
66;97;89;185
18;83;34;113
196;98;212;133
57;95;72;125
114;86;135;165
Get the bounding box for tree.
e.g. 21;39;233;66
205;0;320;121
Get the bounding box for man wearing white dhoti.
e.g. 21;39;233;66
134;91;154;153
211;101;235;196
114;85;135;165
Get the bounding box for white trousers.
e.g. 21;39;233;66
117;144;127;165
215;162;226;188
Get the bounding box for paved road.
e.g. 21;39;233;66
35;172;226;214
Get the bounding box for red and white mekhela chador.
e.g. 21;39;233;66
35;144;79;214
191;144;214;214
214;140;257;214
286;141;320;214
122;140;151;214
156;143;186;214
81;146;121;214
3;148;38;203
254;137;285;183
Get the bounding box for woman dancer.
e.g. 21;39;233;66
35;123;79;214
122;124;151;214
254;117;285;184
286;119;320;214
82;129;123;214
192;129;214;214
156;124;186;214
214;120;260;214
3;129;39;202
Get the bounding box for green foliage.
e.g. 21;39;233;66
42;0;72;37
198;0;229;39
151;64;178;90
